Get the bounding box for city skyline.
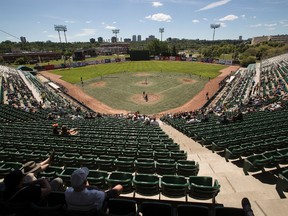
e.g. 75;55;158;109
0;0;287;43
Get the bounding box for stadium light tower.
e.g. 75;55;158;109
159;28;164;42
112;29;120;43
54;25;68;44
210;24;220;41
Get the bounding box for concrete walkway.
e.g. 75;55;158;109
17;70;42;102
158;120;288;216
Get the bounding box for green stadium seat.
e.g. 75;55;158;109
177;160;199;177
188;176;220;203
215;207;246;216
141;201;173;216
276;169;288;193
108;198;137;216
135;158;155;174
243;154;272;175
106;171;133;193
88;170;109;190
161;175;188;199
156;159;176;175
114;157;135;172
133;174;160;196
177;204;209;216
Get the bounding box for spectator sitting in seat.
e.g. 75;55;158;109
220;113;230;124
201;114;209;122
65;167;123;212
61;125;78;136
232;109;243;122
52;123;60;135
3;153;63;204
186;116;201;124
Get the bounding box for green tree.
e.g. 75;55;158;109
148;39;165;56
171;45;177;56
240;56;256;67
14;57;27;65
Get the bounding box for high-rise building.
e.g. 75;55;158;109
132;35;137;42
90;38;96;43
146;35;156;41
98;37;103;43
137;35;141;42
111;36;117;43
20;36;26;43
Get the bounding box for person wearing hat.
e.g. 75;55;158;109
65;167;123;212
3;152;63;203
20;150;56;183
3;169;52;203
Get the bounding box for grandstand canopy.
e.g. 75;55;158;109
48;82;60;90
17;65;33;71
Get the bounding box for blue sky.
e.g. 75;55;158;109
0;0;287;43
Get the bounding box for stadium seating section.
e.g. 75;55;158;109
1;53;288;215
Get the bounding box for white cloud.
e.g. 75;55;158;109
65;20;76;24
192;19;200;23
42;31;48;33
241;14;246;19
250;24;262;27
264;23;277;27
152;1;163;7
203;18;208;21
85;20;92;24
252;16;257;19
219;15;238;21
219;22;227;27
197;0;231;11
145;13;172;22
105;25;116;30
75;29;96;37
267;28;276;31
279;20;288;25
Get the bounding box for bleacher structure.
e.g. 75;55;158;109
0;53;288;215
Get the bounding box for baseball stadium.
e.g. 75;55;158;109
0;52;288;216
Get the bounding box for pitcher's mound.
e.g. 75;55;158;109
131;94;162;105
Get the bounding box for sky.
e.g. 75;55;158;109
0;0;288;43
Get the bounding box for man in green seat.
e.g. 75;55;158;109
65;167;123;212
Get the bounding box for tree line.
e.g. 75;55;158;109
0;39;288;67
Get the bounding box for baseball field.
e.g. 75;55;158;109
49;60;229;114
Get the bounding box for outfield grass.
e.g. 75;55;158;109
50;61;227;114
52;61;226;84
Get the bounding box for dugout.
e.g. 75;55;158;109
130;50;150;61
73;51;85;61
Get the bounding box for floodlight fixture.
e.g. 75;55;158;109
210;24;220;41
54;25;67;32
54;25;68;43
112;29;120;42
159;28;164;41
